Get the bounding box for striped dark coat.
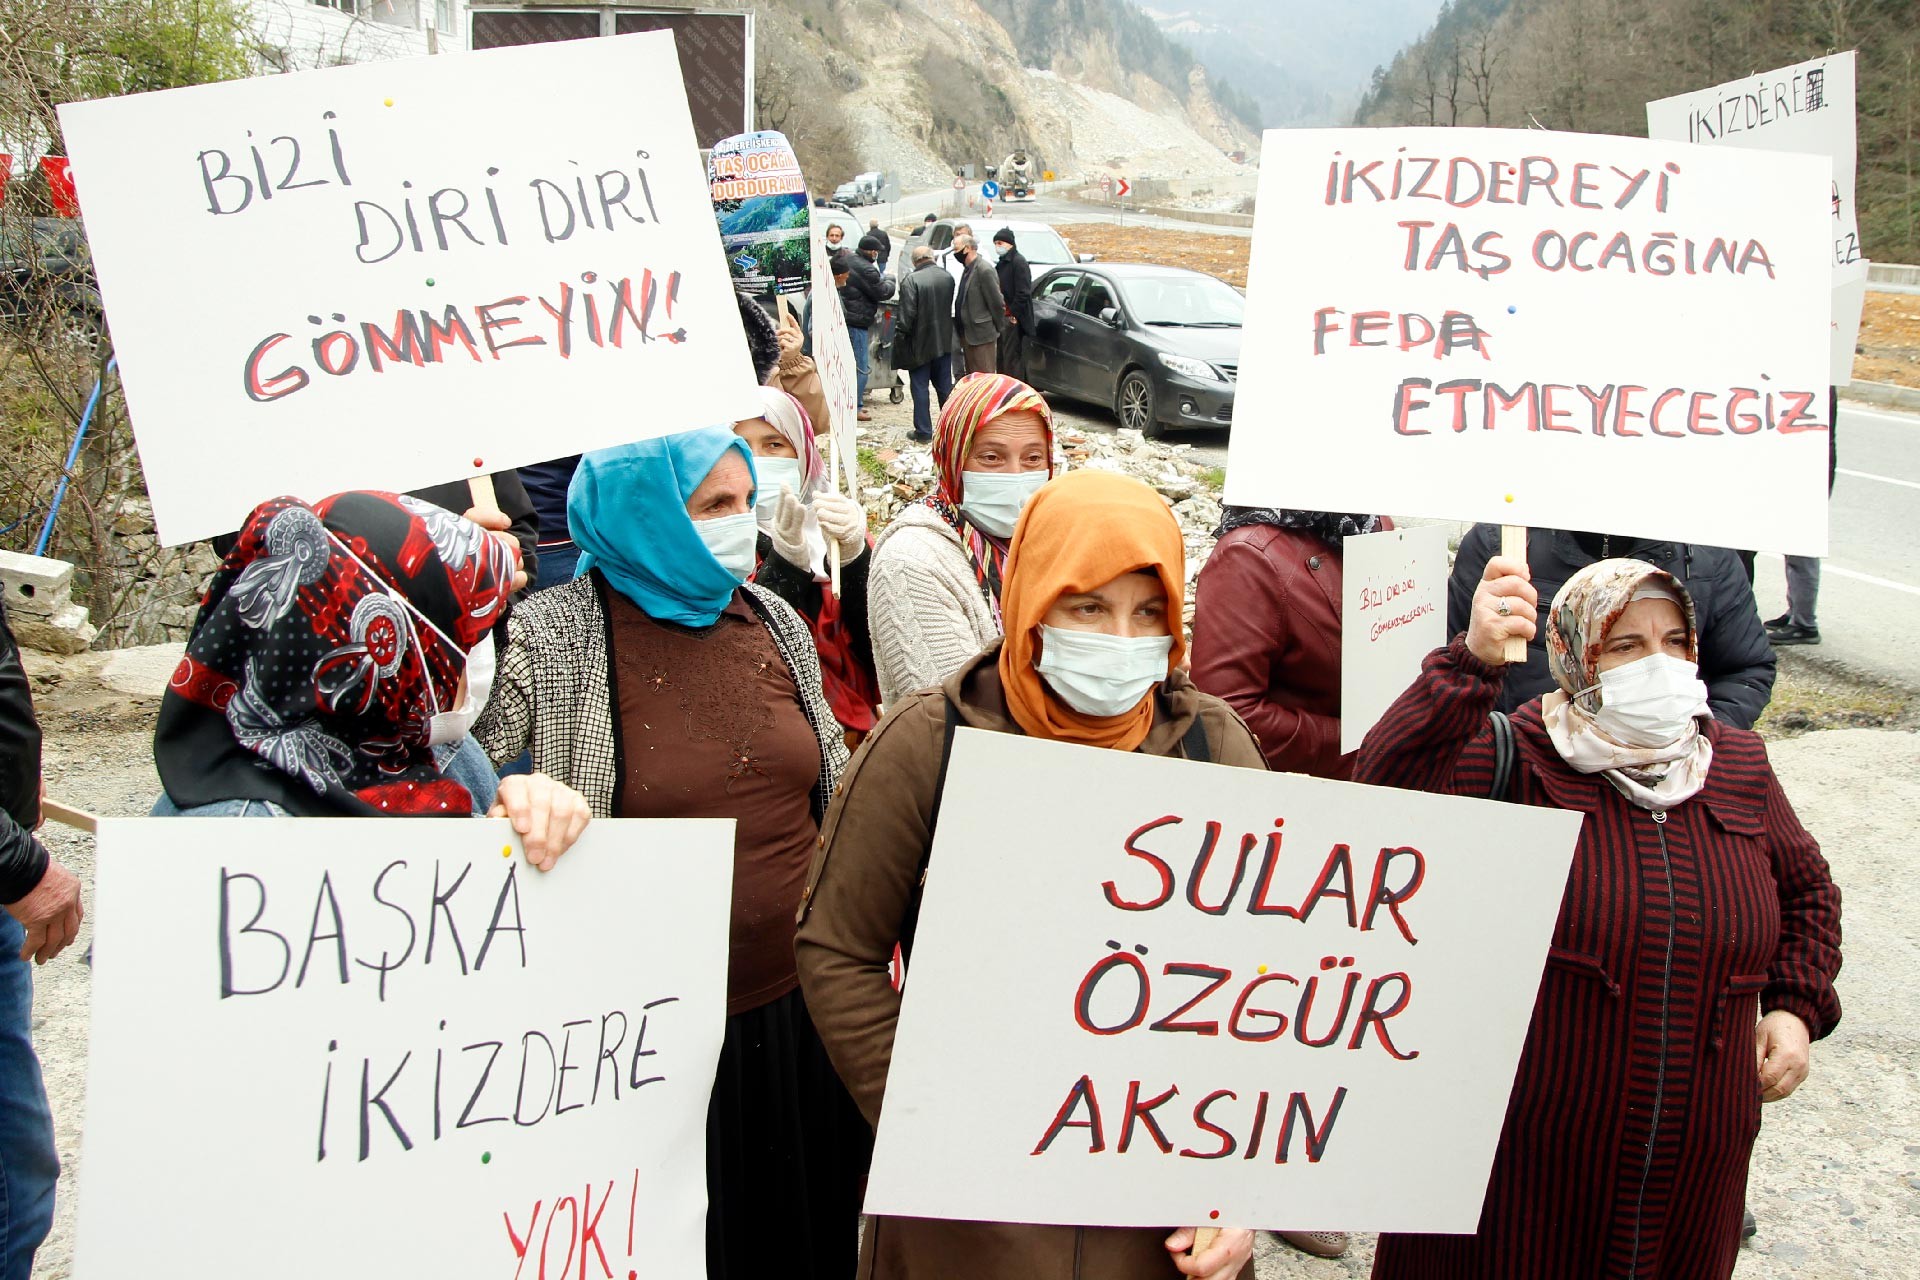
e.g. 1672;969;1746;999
1356;639;1842;1280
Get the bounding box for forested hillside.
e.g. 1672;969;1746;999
1355;0;1920;261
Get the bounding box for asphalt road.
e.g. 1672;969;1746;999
865;185;1254;240
1751;399;1920;692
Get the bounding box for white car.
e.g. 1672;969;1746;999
889;217;1089;284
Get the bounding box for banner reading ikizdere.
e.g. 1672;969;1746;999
59;32;762;546
76;818;732;1279
1224;128;1831;556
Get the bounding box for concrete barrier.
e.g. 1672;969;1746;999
1841;378;1920;412
1139;206;1255;228
0;549;96;654
1868;262;1918;287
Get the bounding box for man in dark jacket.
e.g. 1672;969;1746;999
0;599;82;1280
867;219;891;272
991;227;1033;380
838;235;893;420
894;245;957;441
950;234;1007;376
1447;525;1777;728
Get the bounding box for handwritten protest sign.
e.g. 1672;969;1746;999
809;223;861;491
1224;128;1831;556
866;731;1581;1232
76;817;732;1279
58;32;763;546
1648;52;1862;383
1340;525;1449;753
710;131;810;297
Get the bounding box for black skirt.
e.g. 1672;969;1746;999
706;985;871;1278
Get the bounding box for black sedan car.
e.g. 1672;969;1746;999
0;218;103;346
1024;263;1242;436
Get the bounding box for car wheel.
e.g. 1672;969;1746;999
1117;369;1162;437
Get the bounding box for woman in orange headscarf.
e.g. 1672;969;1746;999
796;470;1265;1280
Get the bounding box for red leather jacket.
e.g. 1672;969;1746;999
1189;520;1387;779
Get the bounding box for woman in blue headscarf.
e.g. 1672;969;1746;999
474;424;867;1279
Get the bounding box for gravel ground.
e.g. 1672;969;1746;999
16;514;1919;1280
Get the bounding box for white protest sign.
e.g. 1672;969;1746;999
866;730;1582;1232
1340;524;1449;753
1647;51;1862;383
809;224;860;491
1224;127;1831;556
77;818;733;1279
59;32;764;547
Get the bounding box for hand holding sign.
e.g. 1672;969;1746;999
1466;555;1538;666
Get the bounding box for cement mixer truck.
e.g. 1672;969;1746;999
998;150;1038;201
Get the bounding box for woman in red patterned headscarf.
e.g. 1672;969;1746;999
865;372;1055;706
152;491;589;864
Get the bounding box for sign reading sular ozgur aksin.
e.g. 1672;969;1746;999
59;32;763;547
1225;128;1831;558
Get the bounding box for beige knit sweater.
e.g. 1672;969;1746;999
867;503;1002;707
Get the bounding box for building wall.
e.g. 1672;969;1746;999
249;0;468;72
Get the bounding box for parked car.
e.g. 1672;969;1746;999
1023;263;1243;437
0;217;103;347
812;206;864;251
892;217;1088;283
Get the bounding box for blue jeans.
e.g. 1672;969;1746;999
0;914;56;1280
909;355;953;439
849;326;870;406
534;542;579;591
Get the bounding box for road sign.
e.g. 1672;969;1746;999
982;180;1000;200
1100;175;1112;192
1042;169;1055;181
1115;177;1131;199
952;177;965;190
983;200;994;217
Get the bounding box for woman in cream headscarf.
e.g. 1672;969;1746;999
797;469;1261;1280
735;385;882;739
866;372;1055;706
1355;555;1843;1279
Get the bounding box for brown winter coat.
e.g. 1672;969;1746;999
1189;520;1389;780
795;644;1264;1280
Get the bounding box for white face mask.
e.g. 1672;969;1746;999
427;636;495;746
695;509;761;583
1578;652;1708;748
1035;625;1173;718
752;457;806;529
958;468;1048;538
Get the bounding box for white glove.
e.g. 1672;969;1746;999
813;488;869;562
767;486;811;569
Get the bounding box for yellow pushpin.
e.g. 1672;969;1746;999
501;844;513;859
1256;964;1268;975
384;97;395;107
1504;493;1515;503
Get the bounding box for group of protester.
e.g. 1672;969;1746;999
0;261;1843;1280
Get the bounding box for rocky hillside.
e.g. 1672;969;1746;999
747;0;1258;194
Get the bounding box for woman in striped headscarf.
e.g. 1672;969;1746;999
866;372;1055;706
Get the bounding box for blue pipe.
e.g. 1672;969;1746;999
32;355;115;557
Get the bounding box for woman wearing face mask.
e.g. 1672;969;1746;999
867;372;1054;707
151;491;591;868
736;386;883;740
1356;556;1843;1280
472;426;869;1280
796;470;1261;1280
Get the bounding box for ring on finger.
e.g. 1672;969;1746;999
1496;598;1512;617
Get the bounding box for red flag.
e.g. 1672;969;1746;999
41;157;77;217
0;155;12;205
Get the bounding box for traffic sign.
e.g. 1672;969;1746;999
1042;169;1055;181
1115;177;1131;199
1100;175;1112;192
982;180;1000;200
952;177;965;190
983;200;994;217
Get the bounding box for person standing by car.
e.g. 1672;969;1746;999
868;219;892;272
895;245;957;443
992;227;1033;381
838;234;893;421
951;235;1006;377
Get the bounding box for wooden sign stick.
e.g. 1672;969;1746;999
1501;524;1528;663
827;435;843;599
40;799;98;834
466;474;499;516
1190;1226;1220;1258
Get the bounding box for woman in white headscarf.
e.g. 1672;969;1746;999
1356;554;1843;1280
735;386;881;740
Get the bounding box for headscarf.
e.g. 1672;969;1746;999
1213;506;1381;550
1540;557;1712;809
155;492;515;817
569;426;757;627
998;471;1186;752
751;385;826;497
920;372;1055;617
